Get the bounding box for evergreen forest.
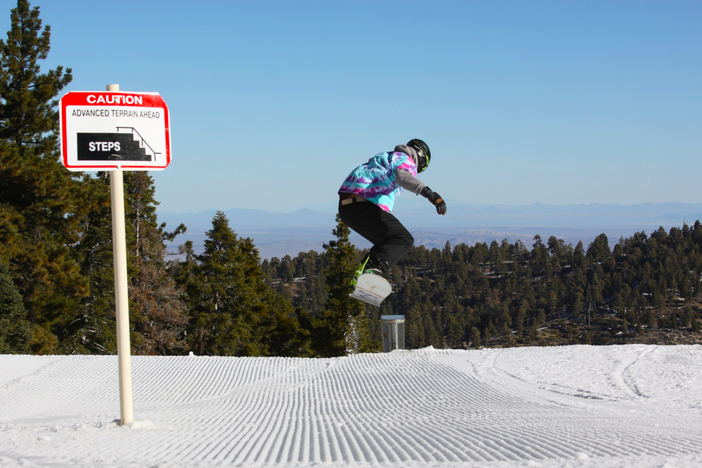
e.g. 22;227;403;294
1;1;700;357
264;227;702;351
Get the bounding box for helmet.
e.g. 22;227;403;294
407;138;431;173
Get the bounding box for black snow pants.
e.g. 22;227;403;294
338;199;414;272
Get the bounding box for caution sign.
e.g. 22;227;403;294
60;91;171;171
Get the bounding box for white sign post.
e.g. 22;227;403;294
60;85;171;426
110;151;132;427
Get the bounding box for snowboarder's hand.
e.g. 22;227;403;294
420;187;447;215
431;193;447;215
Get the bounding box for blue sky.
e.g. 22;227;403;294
3;0;701;213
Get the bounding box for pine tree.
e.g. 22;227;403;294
404;306;425;349
313;215;370;357
0;0;71;151
57;172;188;355
183;212;256;355
0;0;96;353
59;174;114;354
587;234;613;268
691;316;700;333
124;172;188;355
0;261;30;353
180;212;307;356
469;326;481;348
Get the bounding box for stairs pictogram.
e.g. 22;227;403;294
116;127;160;161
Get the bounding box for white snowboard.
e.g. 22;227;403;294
350;273;392;307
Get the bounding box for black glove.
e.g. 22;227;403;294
420;186;447;215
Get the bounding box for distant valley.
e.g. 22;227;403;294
158;200;702;260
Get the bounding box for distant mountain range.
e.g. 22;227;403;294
158;201;702;260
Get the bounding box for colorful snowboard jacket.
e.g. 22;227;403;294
338;145;426;213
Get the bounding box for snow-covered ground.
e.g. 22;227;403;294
1;345;702;467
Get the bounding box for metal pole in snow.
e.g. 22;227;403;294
108;83;134;426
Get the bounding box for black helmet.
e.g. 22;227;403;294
407;138;431;173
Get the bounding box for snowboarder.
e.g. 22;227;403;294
338;138;447;285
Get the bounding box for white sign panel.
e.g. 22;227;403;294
60;91;171;171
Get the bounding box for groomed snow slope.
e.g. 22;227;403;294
1;345;702;467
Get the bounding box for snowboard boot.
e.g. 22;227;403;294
351;255;370;287
351;252;387;287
